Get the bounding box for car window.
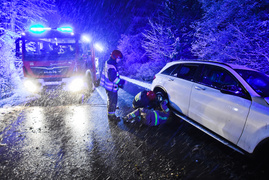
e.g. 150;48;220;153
198;65;250;99
236;69;269;97
161;64;179;76
200;66;234;88
174;64;199;81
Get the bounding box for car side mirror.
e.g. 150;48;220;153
220;85;249;99
221;84;245;96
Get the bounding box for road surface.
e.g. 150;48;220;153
0;83;268;179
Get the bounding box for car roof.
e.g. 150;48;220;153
166;60;256;71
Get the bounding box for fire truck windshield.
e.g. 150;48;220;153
24;37;77;61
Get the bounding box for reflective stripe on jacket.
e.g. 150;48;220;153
160;99;170;114
100;61;121;92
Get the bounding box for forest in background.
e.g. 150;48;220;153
0;0;269;98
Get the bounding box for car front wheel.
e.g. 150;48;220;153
154;88;168;103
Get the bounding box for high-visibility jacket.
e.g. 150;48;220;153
100;58;124;92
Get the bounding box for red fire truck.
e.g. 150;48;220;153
16;25;98;97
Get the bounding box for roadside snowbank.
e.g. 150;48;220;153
121;76;151;90
0;89;38;108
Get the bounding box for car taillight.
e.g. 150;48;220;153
153;75;156;80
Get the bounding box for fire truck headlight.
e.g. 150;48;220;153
68;78;84;92
24;79;39;93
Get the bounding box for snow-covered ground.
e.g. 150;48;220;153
121;76;151;90
0;88;39;108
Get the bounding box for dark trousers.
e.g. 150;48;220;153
106;90;118;116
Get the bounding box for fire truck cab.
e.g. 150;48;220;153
16;25;97;96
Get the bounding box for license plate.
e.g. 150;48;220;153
44;81;62;85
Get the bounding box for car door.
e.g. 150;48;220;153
188;65;252;144
163;63;199;115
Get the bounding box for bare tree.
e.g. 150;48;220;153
0;0;56;98
192;0;269;73
142;19;178;65
1;0;55;32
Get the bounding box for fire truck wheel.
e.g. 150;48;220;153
86;72;94;93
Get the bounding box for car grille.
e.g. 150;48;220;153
30;66;69;76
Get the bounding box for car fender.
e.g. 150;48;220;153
237;99;269;153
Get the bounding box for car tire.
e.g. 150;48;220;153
154;89;168;103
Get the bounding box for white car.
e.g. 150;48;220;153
152;60;269;156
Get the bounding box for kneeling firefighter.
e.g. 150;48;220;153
123;99;171;126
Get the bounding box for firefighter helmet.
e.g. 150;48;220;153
111;50;123;60
146;91;156;101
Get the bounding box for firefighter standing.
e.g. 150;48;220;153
100;50;126;122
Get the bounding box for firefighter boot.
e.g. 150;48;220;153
108;115;121;123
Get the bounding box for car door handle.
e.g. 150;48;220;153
194;86;206;90
168;78;174;81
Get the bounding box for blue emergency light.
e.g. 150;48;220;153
29;24;51;34
57;27;73;33
29;25;73;34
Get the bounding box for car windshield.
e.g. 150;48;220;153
235;69;269;97
24;38;77;61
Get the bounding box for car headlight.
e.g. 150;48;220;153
24;79;40;93
68;78;84;92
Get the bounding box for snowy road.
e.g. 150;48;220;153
0;83;268;179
